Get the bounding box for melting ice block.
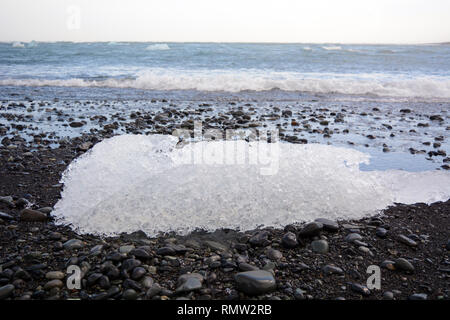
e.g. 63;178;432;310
53;134;450;236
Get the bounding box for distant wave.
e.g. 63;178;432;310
146;43;170;51
322;46;363;53
322;46;342;51
108;41;129;46
1;70;450;99
11;41;37;48
12;42;25;48
378;49;396;54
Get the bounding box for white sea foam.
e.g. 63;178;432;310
322;46;342;51
53;135;450;236
1;70;450;99
146;43;170;51
12;42;25;48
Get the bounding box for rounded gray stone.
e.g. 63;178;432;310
0;284;15;300
63;239;84;250
234;270;276;295
345;233;362;242
281;232;298;248
176;273;203;293
315;218;339;231
311;240;329;253
394;258;414;272
298;222;323;237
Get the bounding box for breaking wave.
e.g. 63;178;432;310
12;42;25;48
146;43;170;51
322;46;342;51
1;70;450;99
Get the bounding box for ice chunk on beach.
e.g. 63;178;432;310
53;135;450;236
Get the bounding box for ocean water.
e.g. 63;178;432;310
1;41;450;100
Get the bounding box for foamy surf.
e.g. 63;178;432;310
52;135;450;237
1;71;450;98
146;43;170;50
322;46;342;51
12;41;25;48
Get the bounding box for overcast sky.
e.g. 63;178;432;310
0;0;449;43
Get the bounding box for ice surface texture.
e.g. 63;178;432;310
53;135;450;236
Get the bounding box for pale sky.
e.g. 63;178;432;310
0;0;449;43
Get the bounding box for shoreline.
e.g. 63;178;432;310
1;95;449;300
1;130;449;300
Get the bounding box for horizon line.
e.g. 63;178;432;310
1;40;449;45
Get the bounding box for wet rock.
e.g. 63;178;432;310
14;268;31;281
131;267;147;280
203;240;228;252
106;252;126;262
350;283;371;296
129;248;151;259
78;142;93;152
249;231;270;247
176;273;203;293
156;246;176;256
358;246;371;255
394;258;414;272
141;276;154;289
38;207;53;214
311;240;329;253
90;244;103;256
87;273;102;286
429;115;443;122
376;227;388;238
239;263;259;272
48;232;62;240
122;289;138;300
383;291;394;300
0;196;15;208
315;218;339;232
323;265;344;275
380;260;396;270
69;121;84;128
122;259;141;272
98;276;111;290
43;279;64;290
45;271;65;280
234;270;276;296
0;211;13;220
409;293;427;300
15;198;30;208
123;279;142;292
266;248;283;260
146;283;162;299
281;232;298;248
345;233;362;243
294;288;306;300
298;222;323;238
19;208;47;222
119;245;135;254
0;284;15;300
397;235;417;247
63;239;84;250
